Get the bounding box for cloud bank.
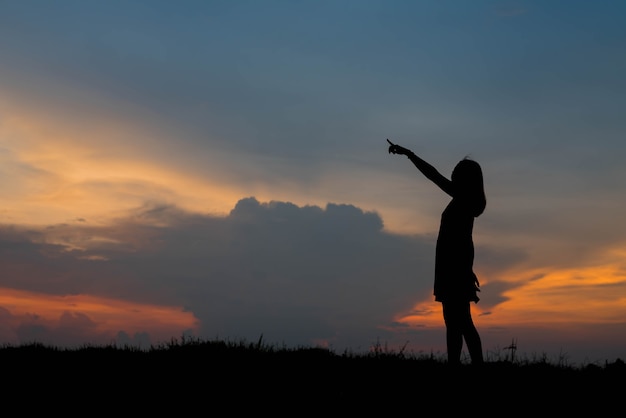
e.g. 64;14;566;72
0;197;441;351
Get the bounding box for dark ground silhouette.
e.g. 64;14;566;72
2;340;623;414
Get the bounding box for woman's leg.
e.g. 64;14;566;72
463;312;484;364
442;302;463;364
442;301;483;364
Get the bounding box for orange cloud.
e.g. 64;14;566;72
395;261;626;333
0;287;199;346
491;264;626;326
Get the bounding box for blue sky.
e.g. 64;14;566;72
1;0;626;364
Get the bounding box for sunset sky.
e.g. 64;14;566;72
1;0;626;365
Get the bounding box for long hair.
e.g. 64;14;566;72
451;158;486;217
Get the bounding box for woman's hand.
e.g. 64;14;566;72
387;138;410;156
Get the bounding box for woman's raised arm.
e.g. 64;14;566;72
387;139;454;196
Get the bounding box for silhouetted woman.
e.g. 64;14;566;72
387;139;485;365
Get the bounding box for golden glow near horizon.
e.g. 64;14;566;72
0;287;199;345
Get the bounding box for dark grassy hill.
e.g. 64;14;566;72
2;337;623;414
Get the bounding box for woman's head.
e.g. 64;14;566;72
452;158;486;217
